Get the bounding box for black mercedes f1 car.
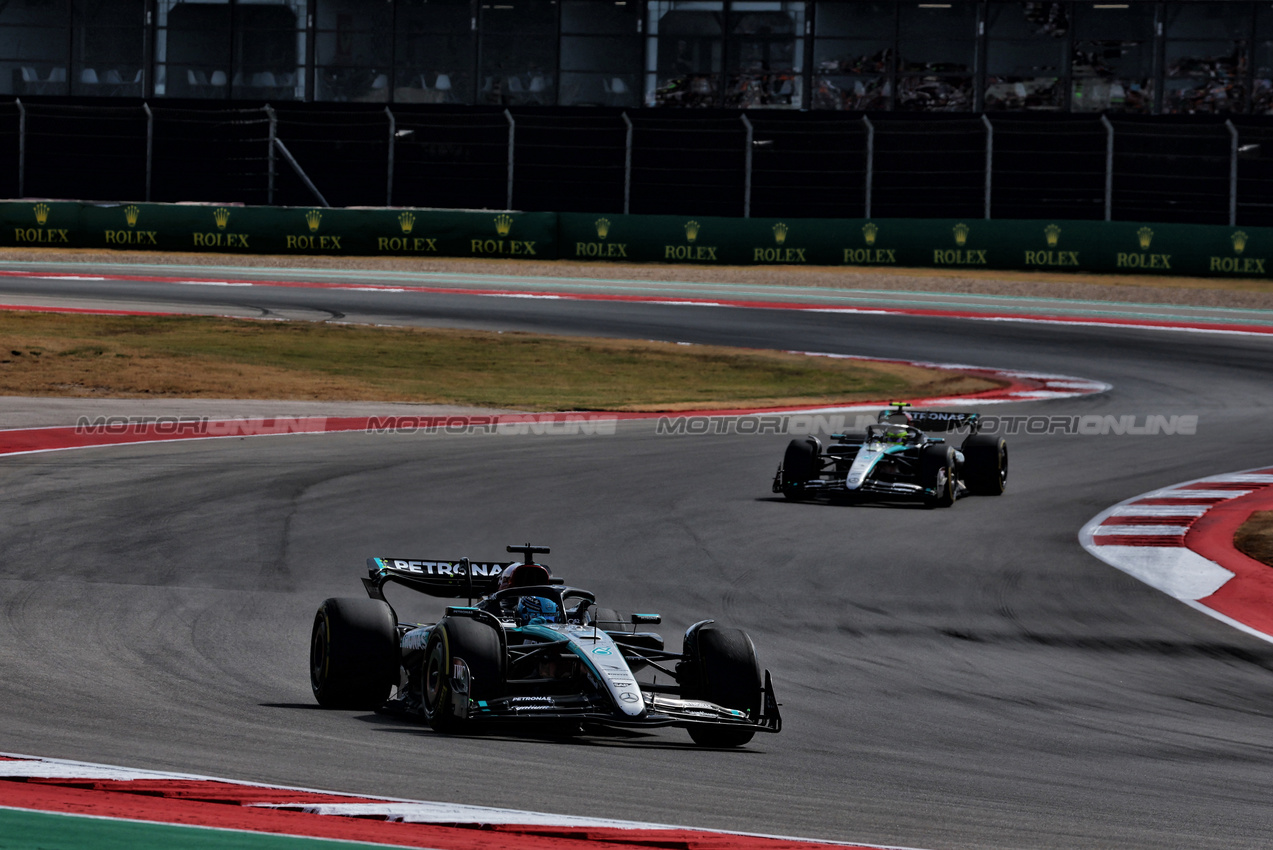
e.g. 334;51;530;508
773;403;1008;507
309;545;781;747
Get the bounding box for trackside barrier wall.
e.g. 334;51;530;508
561;214;1268;276
1;202;557;260
2;201;1271;278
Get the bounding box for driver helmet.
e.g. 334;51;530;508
515;595;561;626
883;427;911;444
496;562;551;592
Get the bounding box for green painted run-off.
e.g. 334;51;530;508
0;807;392;850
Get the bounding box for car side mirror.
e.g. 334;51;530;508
631;613;661;625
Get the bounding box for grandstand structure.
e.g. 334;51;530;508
2;1;1272;224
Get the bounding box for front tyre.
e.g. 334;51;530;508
780;437;821;499
586;606;632;634
921;444;957;508
422;617;505;733
310;597;398;709
961;434;1008;496
682;626;762;747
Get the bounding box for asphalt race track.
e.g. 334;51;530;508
2;268;1273;849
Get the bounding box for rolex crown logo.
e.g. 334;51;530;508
1044;224;1061;248
1232;230;1248;255
213;207;230;230
684;220;700;243
862;222;878;246
595;218;611;239
399;211;415;234
1137;227;1153;250
124;205;140;228
494;214;514;237
953;223;970;247
773;222;788;245
33;203;49;225
306;209;322;232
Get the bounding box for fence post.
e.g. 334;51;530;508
1225;119;1238;227
862;115;874;219
1100;114;1114;221
273;138;330;207
504;109;515;210
265;104;277;205
386;106;396;207
15;98;24;198
981;114;993;220
622;111;633;215
741;113;753;218
142;102;153;202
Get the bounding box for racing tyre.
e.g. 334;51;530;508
586;606;633;634
310;597;399;710
781;437;821;499
961;434;1007;496
682;626;762;747
920;445;957;508
422;617;505;733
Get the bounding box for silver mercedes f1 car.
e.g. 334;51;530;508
773;403;1008;507
309;545;781;747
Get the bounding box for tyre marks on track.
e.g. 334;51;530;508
5;267;1273;334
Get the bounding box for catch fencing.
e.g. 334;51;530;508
4;101;1273;227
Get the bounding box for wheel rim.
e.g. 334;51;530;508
935;459;953;502
424;640;447;712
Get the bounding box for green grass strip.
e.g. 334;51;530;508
0;312;991;410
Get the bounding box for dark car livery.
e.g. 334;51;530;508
309;545;780;747
773;403;1008;507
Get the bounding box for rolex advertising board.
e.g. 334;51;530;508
559;213;1273;278
559;213;1036;268
0;200;1268;280
0;202;559;259
3;201;81;247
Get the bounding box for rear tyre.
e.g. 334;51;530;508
781;437;821;499
310;597;398;709
682;626;762;747
920;444;957;508
422;617;505;733
961;434;1008;496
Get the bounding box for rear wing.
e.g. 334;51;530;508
362;557;512;601
908;411;980;433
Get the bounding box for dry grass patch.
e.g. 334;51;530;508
0;311;1000;410
1235;510;1273;568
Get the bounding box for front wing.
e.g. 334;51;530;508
773;465;933;499
390;671;782;734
